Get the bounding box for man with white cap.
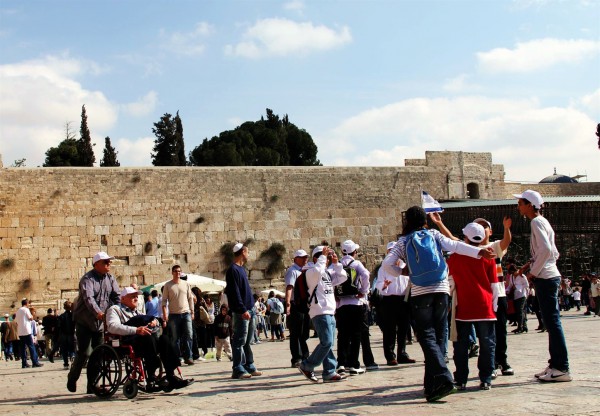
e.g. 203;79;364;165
68;251;120;393
514;189;571;382
224;242;263;379
336;240;370;375
375;241;414;366
284;249;310;368
105;287;193;391
447;222;498;390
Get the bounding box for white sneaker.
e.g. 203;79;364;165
538;368;572;382
347;367;366;375
534;366;551;379
491;369;498;379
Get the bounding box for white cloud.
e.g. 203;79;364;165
477;38;600;73
159;22;213;57
318;96;599;182
122;91;158;117
0;55;119;167
284;0;305;13
443;74;482;93
224;18;351;59
578;87;600;114
114;137;155;166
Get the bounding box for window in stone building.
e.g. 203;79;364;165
467;182;480;199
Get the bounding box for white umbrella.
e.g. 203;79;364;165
261;288;286;298
154;274;226;293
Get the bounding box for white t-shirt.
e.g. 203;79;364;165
16;306;33;337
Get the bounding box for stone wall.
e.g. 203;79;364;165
503;182;600;198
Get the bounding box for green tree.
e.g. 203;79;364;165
77;105;95;166
43;138;79;167
151;112;187;166
100;136;120;167
189;108;320;167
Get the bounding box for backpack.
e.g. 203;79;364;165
334;260;361;298
270;298;284;314
405;230;447;286
293;270;317;314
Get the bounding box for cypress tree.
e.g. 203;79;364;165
77;105;95;166
100;136;120;167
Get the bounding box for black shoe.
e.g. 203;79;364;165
67;379;77;393
397;356;416;364
298;366;319;383
168;376;194;390
22;364;31;368
48;356;54;363
426;382;455;402
291;360;302;368
32;363;43;368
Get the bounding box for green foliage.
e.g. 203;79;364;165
259;242;287;277
189;108;321;167
43;138;79;167
151;112;187;166
77;105;96;166
100;136;120;167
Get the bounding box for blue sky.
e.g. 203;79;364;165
1;0;599;182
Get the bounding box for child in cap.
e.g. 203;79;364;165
447;222;498;391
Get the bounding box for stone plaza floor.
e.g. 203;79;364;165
0;309;598;415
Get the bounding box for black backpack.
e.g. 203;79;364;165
293;270;317;314
334;260;361;298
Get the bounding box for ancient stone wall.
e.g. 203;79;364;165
503;182;600;198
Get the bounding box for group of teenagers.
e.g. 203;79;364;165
274;189;571;402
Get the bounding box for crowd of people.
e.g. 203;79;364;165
2;189;599;403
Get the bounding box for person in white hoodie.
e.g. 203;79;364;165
298;246;347;383
514;190;571;382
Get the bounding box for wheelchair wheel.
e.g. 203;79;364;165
123;380;138;399
88;344;122;398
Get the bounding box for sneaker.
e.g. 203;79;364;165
323;373;346;383
336;366;346;374
347;367;366;375
196;356;206;362
366;363;380;371
426;382;455;402
538;368;572;382
298;366;319;383
479;382;491;390
216;357;221;362
501;365;514;376
534;366;551;379
231;372;252;379
491;369;498;379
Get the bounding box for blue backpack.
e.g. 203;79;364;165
405;230;447;286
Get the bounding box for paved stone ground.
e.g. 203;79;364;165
1;309;598;415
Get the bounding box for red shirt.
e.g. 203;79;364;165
447;253;497;321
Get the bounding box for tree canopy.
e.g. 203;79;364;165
151;112;187;166
189;108;321;166
100;136;120;167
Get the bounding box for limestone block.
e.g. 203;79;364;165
144;256;157;265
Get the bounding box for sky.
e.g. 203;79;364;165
0;0;599;183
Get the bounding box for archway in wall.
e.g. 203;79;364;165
467;182;480;199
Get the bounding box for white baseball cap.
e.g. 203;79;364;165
93;251;115;265
462;222;485;244
341;240;360;254
232;242;244;253
294;249;308;258
312;245;325;258
120;287;142;298
513;189;544;209
386;241;397;250
473;218;492;229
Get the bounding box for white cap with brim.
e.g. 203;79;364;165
233;242;244;253
120;287;142;298
312;246;325;258
341;240;360;254
462;222;485;244
473;218;492;229
294;249;308;258
513;189;544;209
93;251;115;265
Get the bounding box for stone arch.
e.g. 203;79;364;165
467;182;480;199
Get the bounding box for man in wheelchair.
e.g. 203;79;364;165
106;287;194;391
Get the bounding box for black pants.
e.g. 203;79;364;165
359;305;376;366
381;295;411;362
288;305;310;365
494;296;509;367
336;304;363;369
126;334;180;378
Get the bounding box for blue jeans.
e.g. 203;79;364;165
231;311;257;375
453;321;496;384
411;293;453;395
302;314;337;378
19;334;40;366
167;313;193;360
534;277;569;372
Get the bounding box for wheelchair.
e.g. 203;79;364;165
87;332;182;399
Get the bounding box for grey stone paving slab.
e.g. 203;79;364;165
0;309;598;415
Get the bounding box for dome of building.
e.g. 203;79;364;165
539;168;578;184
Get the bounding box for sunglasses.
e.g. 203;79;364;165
101;260;112;265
